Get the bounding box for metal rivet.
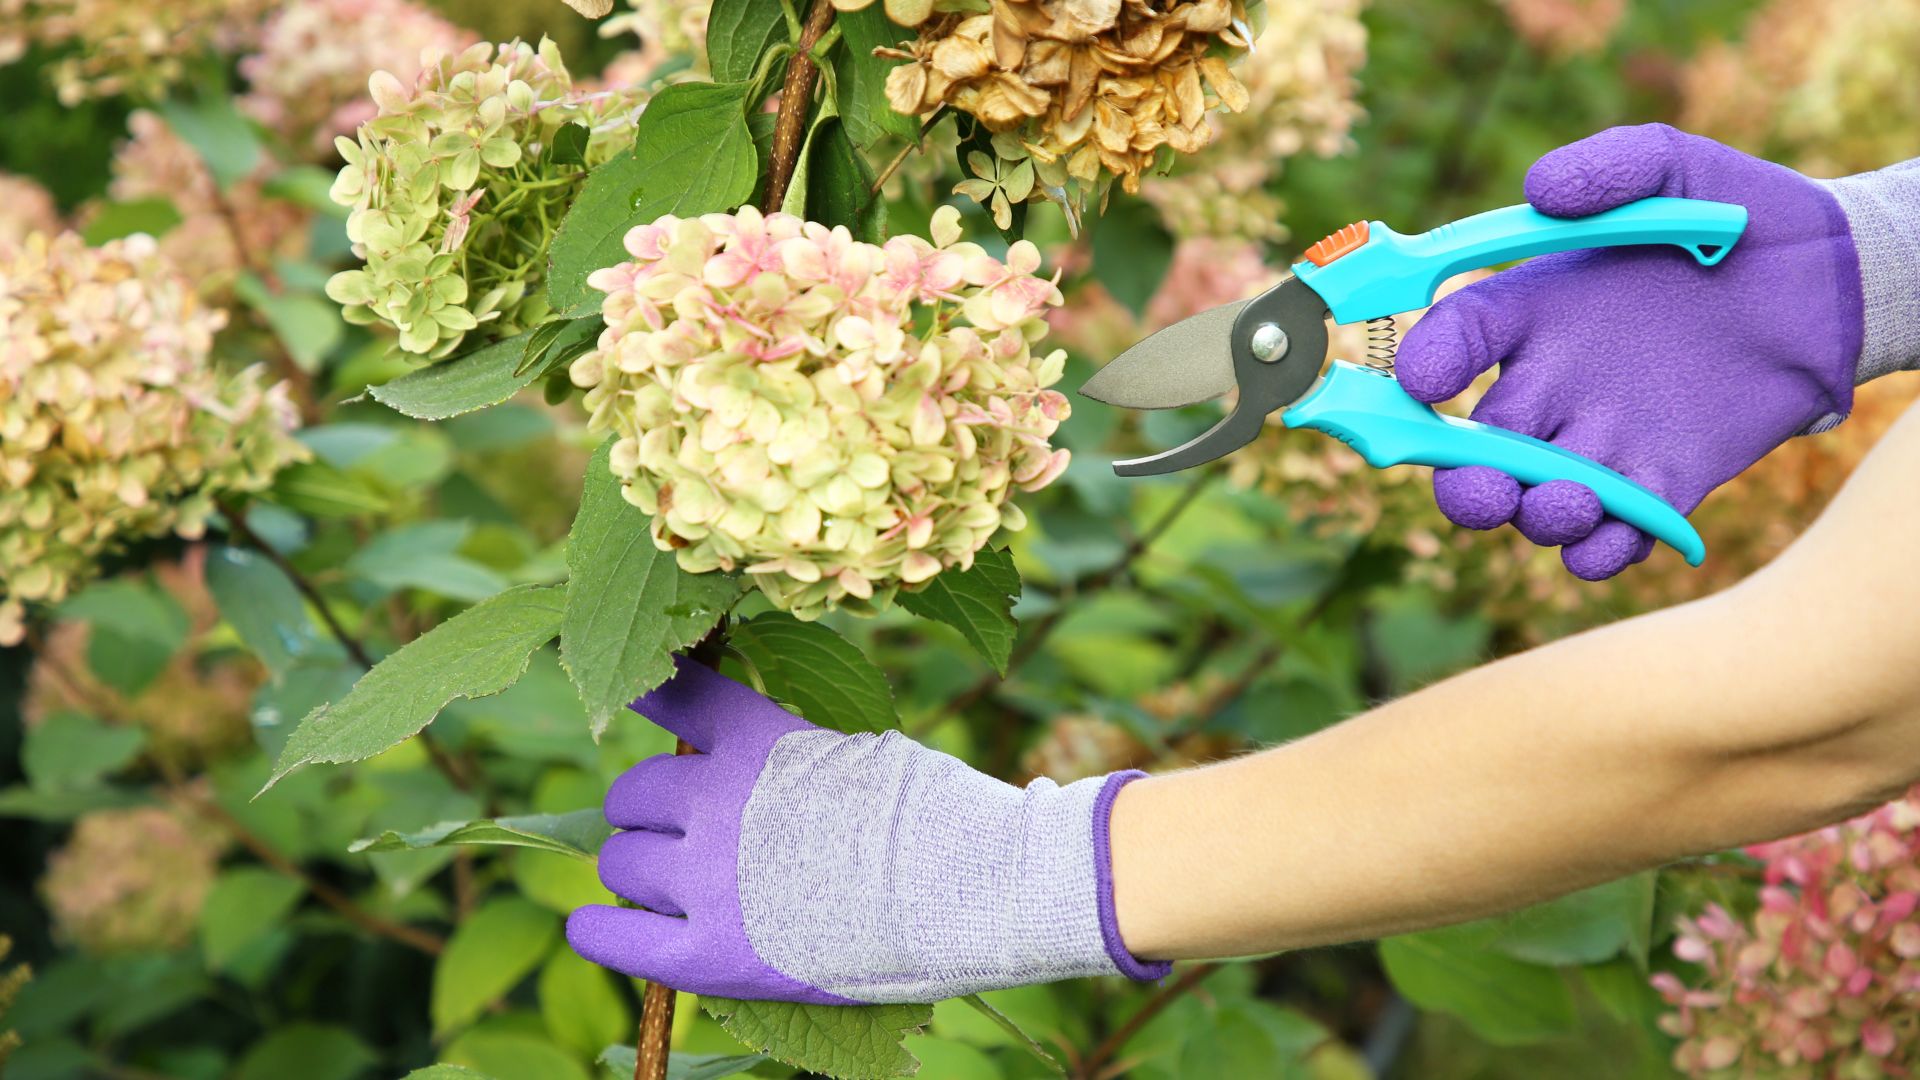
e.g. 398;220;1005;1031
1249;322;1289;363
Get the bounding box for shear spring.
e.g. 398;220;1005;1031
1365;316;1399;371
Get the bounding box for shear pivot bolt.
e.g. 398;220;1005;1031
1250;323;1289;363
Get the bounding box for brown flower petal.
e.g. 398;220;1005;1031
1199;55;1249;112
932;35;994;80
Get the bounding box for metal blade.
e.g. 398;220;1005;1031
1078;300;1247;409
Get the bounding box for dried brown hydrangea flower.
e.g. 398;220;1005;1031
882;0;1256;215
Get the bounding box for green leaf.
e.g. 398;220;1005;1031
547;81;759;314
1488;873;1659;969
0;783;147;821
403;1068;495;1080
548;121;591;168
513;849;616;913
1089;194;1174;317
157;96;263;189
59;579;189;697
834;6;920;149
728;613;899;734
262;166;349;214
269;460;393;518
958;994;1064;1076
432;898;560;1036
560;441;737;737
234;1024;375;1080
80;197;182;244
349;809;611;860
206;545;337;680
1378;924;1577;1046
347;522;510;603
799;117;885;243
445;1030;590;1080
371;331;543;420
897;547;1020;675
235;274;342;372
706;0;787;83
21;712;145;792
264;584;565;790
537;951;630;1059
702;998;931;1080
199;868;305;971
596;1048;769;1080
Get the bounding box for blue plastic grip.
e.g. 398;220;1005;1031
1282;362;1705;565
1292;198;1749;324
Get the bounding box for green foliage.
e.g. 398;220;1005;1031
701;998;933;1080
233;1024;376;1080
830;7;920;150
1379;923;1579;1046
58;579;188;697
371;332;549;420
198;868;305;971
266;584;565;789
705;0;788;84
350;810;611;859
896;548;1021;675
784;116;886;242
597;1047;769;1080
729;613;899;734
560;440;739;737
433;898;561;1035
206;544;339;680
21;711;145;792
546;81;761;313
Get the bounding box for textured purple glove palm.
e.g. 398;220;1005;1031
565;658;1161;1004
1398;124;1864;580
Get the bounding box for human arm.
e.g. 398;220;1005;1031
1397;125;1920;581
1111;393;1920;959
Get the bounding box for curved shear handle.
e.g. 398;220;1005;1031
1283;362;1705;565
1294;197;1749;324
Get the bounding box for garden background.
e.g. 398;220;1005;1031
2;0;1918;1078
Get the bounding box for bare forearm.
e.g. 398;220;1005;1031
1111;401;1920;961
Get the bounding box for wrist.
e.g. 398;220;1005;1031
1106;771;1184;963
1092;770;1173;980
1820;161;1920;385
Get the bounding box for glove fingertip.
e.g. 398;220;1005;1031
1525;123;1680;218
1433;466;1520;531
1513;479;1603;547
1561;520;1645;581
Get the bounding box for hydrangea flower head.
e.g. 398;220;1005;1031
0;232;306;645
325;38;643;360
9;0;268;102
40;803;224;953
1657;792;1920;1077
571;205;1071;619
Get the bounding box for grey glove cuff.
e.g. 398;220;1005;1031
1822;160;1920;384
736;730;1165;1003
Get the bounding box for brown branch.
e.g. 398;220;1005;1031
1080;963;1223;1080
762;0;838;213
219;499;480;795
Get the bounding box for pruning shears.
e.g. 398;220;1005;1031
1078;197;1749;566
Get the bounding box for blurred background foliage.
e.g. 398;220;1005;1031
2;0;1918;1078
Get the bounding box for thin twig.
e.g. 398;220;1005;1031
868;108;947;195
912;471;1217;734
219;500;479;795
1080;963;1223;1080
206;187;322;424
762;0;838;212
32;647;447;956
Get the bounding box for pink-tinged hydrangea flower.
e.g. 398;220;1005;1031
100;110;309;299
571;205;1071;619
40;803;225;953
8;0;269;103
594;0;708;88
238;0;476;160
1497;0;1626;57
0;232;306;644
325;38;644;360
1657;791;1920;1077
0;172;61;250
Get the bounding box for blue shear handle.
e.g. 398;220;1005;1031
1294;197;1749;324
1283;362;1705;565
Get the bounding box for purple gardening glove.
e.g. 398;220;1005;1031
564;657;1167;1004
1397;124;1865;580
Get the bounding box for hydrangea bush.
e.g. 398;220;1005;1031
573;205;1069;618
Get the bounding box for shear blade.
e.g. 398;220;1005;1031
1077;300;1246;410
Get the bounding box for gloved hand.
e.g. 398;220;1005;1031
564;657;1167;1004
1396;124;1865;580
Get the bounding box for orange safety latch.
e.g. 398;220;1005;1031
1303;221;1370;267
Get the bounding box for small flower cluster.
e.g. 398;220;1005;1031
103;110;309;298
1680;0;1920;177
1657;793;1920;1077
40;803;225;953
0;172;61;250
1496;0;1627;56
326;39;643;360
571;205;1071;620
6;0;269;103
0;233;306;645
882;0;1255;212
597;0;708;85
238;0;476;160
1142;0;1366;242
